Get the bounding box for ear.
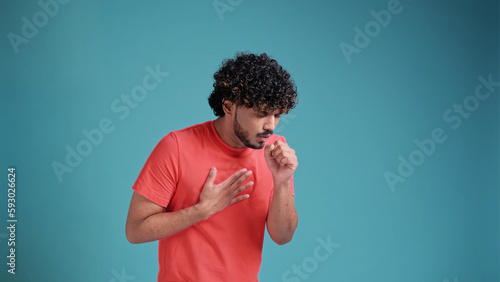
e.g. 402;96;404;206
222;99;236;116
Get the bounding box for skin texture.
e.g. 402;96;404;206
125;100;298;245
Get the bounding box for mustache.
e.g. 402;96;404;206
257;130;273;137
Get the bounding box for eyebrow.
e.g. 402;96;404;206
253;105;286;116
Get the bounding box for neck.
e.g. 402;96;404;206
213;117;245;149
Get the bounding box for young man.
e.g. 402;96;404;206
126;53;299;281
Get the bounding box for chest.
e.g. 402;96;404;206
167;147;273;213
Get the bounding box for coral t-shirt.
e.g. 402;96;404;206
132;120;294;282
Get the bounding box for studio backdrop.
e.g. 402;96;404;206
0;0;498;281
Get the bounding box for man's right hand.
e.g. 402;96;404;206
126;167;253;244
197;167;253;219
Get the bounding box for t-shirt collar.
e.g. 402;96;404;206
208;120;254;157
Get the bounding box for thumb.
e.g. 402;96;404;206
264;144;275;159
205;167;217;185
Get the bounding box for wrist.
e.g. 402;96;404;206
193;202;212;221
273;177;290;189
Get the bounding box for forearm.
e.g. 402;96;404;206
267;180;298;245
127;204;207;244
127;168;253;244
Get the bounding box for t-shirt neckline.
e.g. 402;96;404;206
208;120;254;156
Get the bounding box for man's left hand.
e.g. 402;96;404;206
264;140;298;185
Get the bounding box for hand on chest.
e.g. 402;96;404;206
173;151;273;209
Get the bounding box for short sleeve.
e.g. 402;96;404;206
132;133;179;207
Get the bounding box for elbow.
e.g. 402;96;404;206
125;224;142;244
126;233;145;245
271;222;298;246
126;234;139;244
125;230;137;244
272;235;293;246
269;216;298;245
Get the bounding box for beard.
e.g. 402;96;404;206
234;109;272;149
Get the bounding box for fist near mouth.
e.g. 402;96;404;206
264;140;298;185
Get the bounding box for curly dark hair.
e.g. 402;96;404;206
208;52;297;117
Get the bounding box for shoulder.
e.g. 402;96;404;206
146;121;211;160
161;121;211;143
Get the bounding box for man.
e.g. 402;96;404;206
126;52;299;281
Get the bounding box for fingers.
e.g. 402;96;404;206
234;170;252;187
230;181;253;205
224;168;252;187
226;173;254;206
269;140;288;158
235;180;253;195
265;144;275;159
222;169;254;199
269;142;297;167
271;146;283;158
275;150;292;165
230;194;250;205
204;167;217;186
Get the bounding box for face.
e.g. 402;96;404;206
233;106;282;149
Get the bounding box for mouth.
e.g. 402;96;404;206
259;135;271;142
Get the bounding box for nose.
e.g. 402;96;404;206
263;115;276;132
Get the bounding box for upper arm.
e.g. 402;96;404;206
125;191;165;241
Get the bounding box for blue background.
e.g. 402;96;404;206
0;0;498;281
